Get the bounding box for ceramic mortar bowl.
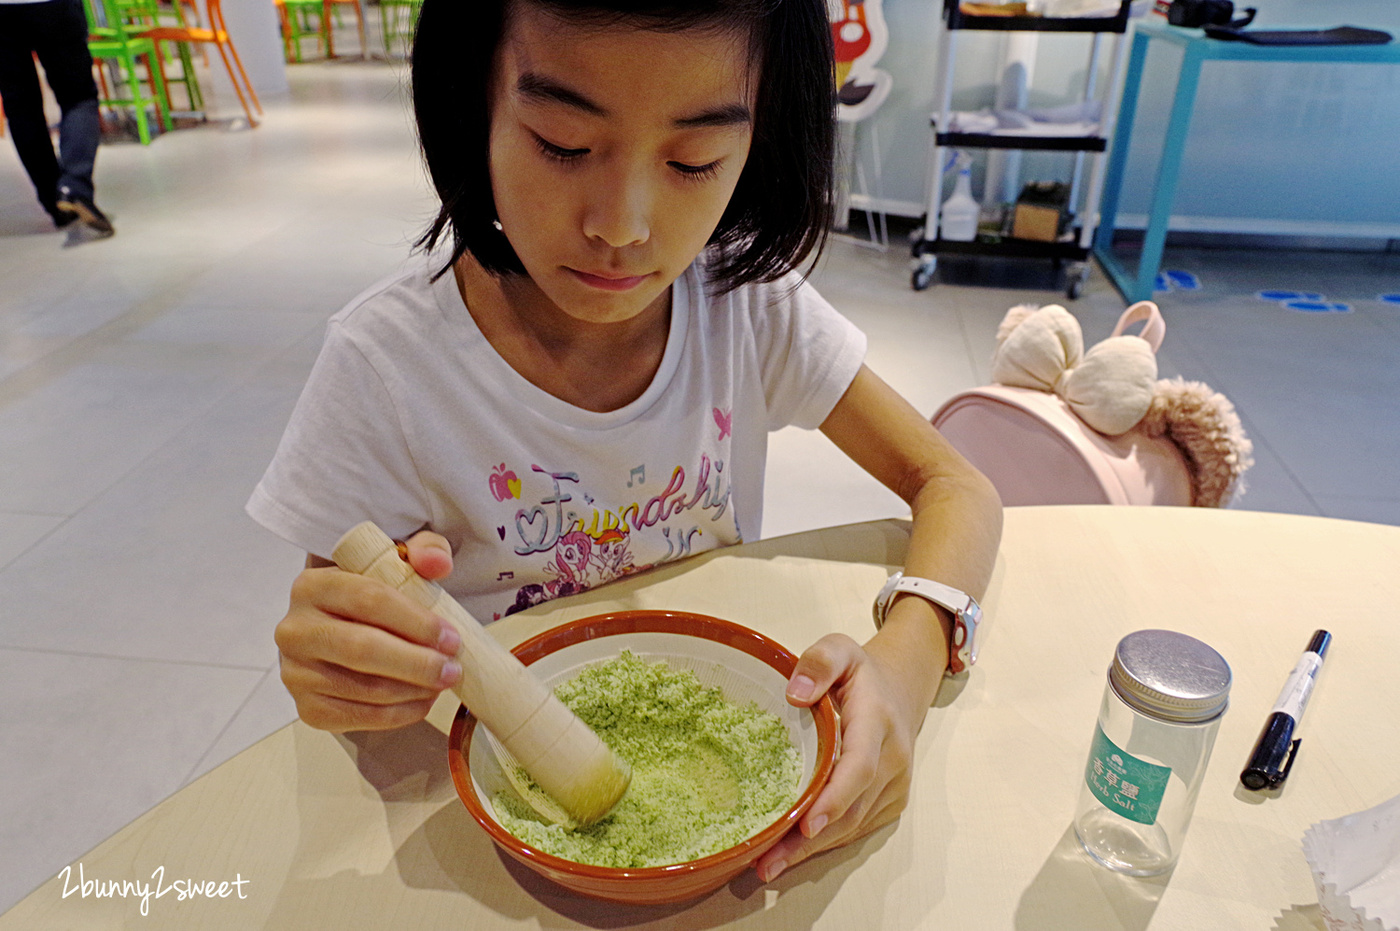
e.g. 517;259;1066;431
447;609;840;905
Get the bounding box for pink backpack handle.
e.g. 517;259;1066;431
1110;301;1165;353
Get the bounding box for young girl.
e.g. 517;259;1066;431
248;0;1002;884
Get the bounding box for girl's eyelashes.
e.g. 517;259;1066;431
532;133;723;182
534;136;588;163
668;160;723;183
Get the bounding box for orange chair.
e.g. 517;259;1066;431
135;0;260;127
274;0;364;62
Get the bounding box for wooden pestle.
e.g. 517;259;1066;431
331;521;630;825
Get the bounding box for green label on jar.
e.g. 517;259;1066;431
1085;724;1171;826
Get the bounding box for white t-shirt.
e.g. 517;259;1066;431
247;255;866;622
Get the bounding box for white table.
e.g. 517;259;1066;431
4;506;1397;929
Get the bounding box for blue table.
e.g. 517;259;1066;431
1093;20;1400;303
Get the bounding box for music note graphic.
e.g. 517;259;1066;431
496;571;514;581
628;465;645;487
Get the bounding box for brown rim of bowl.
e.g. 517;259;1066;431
447;609;840;881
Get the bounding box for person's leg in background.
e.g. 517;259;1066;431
0;2;73;228
37;0;112;234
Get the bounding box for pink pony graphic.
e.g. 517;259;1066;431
544;530;593;598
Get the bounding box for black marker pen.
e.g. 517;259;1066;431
1240;629;1331;790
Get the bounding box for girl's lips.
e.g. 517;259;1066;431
567;268;651;291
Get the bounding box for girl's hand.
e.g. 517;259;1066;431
274;531;464;732
754;632;931;883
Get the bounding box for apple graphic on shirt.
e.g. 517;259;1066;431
490;463;522;501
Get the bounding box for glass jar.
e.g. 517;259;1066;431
1073;629;1231;876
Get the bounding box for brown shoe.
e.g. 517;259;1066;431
56;189;115;236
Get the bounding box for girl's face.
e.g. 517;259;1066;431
487;6;757;325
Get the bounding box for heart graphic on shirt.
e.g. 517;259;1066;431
496;526;506;540
507;477;522;498
713;407;732;441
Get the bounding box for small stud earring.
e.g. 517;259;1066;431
492;219;503;232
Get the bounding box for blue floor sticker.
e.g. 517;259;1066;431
1259;290;1324;302
1380;294;1400;305
1285;300;1351;313
1155;274;1170;293
1164;270;1201;290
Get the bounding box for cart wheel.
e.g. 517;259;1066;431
1066;263;1089;300
911;255;937;291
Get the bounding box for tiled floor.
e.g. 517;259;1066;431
2;53;1398;914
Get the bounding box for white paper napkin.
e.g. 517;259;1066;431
1303;793;1400;931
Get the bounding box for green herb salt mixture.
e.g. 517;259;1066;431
494;651;802;868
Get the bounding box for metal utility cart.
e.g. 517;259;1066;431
911;0;1135;299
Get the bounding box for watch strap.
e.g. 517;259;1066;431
874;572;981;676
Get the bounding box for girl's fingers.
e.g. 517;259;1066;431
291;616;462;692
284;658;446;707
802;704;885;835
290;567;461;657
404;530;454;581
757;787;907;883
785;633;862;705
294;691;437;733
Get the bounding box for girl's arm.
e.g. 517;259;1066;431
756;364;1003;882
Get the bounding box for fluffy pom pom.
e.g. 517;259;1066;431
1140;378;1255;507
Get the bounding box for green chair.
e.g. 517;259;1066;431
274;0;365;62
379;0;422;58
82;0;173;144
135;0;261;127
117;0;203;115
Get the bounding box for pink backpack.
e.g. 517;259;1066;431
932;302;1253;508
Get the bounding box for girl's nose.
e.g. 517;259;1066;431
583;168;651;248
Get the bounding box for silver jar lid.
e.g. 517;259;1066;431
1109;630;1231;723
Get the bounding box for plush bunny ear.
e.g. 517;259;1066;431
991;304;1083;391
992;304;1156;436
995;304;1044;346
1140;378;1255;507
1061;336;1158;436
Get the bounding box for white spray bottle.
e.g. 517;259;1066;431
940;151;980;242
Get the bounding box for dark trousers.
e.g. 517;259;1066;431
0;0;101;216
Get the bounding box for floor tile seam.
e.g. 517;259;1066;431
0;316;327;518
0;507;69;519
0;644;271;673
1151;324;1329;514
0;270;226;411
1231;415;1325;514
1311;493;1400;503
0;514;71;574
951;295;985;402
0;154;344;411
180;666;279;788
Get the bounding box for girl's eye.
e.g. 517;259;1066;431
535;136;588;163
669;160;723;182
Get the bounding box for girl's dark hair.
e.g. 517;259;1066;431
410;0;835;293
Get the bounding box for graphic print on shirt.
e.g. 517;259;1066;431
713;407;732;441
491;452;736;618
488;463;522;501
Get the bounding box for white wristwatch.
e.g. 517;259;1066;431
873;572;982;676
